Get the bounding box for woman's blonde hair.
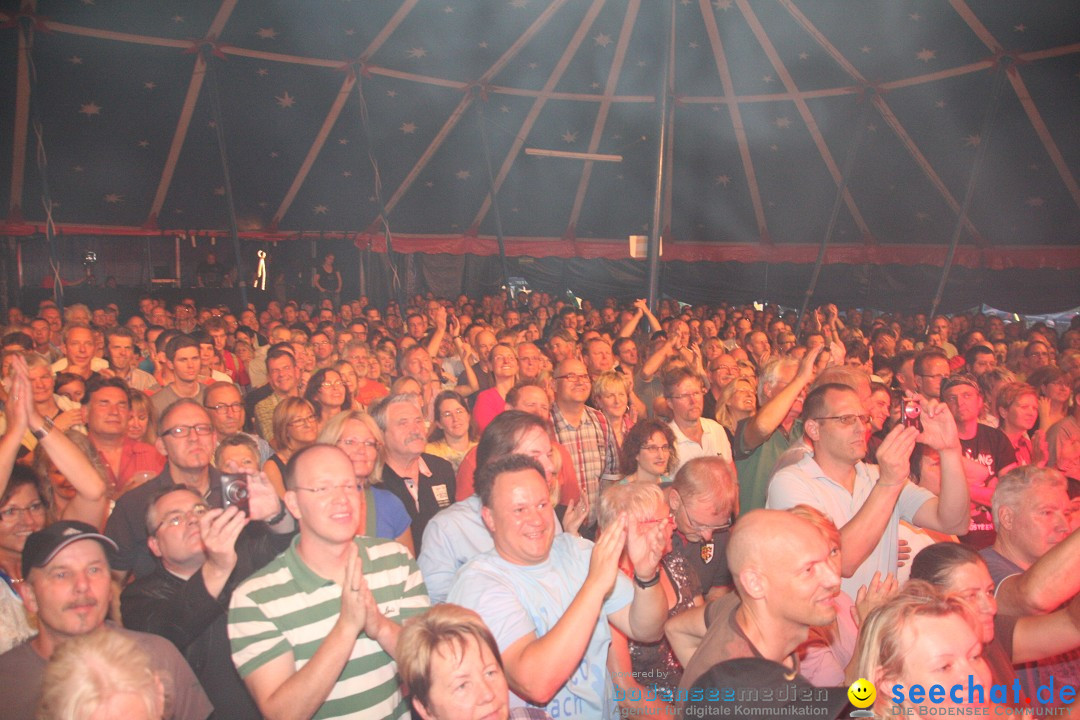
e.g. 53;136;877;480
591;370;631;412
37;628;167;720
597;482;665;531
715;377;756;433
128;390;158;444
271;397;316;452
317;409;385;483
853;580;982;706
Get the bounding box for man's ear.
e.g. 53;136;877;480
17;578;38;615
412;697;436;720
155;435;167;456
997;504;1014;532
148;534;162;559
804;419;820;443
284;490;302;523
738;567;767;601
481;505;495;534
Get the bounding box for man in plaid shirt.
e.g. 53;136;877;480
550;358;618;522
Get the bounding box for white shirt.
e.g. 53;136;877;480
668;417;732;476
767;453;934;597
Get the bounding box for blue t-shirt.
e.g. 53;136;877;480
448;533;633;719
372;487;411;541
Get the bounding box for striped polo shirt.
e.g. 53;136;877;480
229;535;429;719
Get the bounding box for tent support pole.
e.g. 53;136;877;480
928;60;1009;324
797;95;873;328
475;98;511;295
646;0;676;311
203;49;248;309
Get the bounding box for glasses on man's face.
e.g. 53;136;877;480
293;483;361;496
288;415;317;428
153;504;209;534
206;402;243;414
555;373;591;384
678;500;732;536
813;414;871;427
160;424;214;438
670;390;704;402
0;501;47;524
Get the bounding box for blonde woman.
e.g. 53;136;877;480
592;370;636;452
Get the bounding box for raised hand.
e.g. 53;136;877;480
339;543;369;636
199;506;246;574
625;513;665;583
916;396;960;451
587;514;627;595
852;571;899;628
875;424;918;486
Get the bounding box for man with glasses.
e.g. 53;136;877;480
702;353;739;424
666;457;739;599
913;347;951;399
253;347;300;440
106;399;233;580
229;444;428;719
552;358;617;521
664;366;732;476
766;383;970;597
204;381;273;464
121;483;292;719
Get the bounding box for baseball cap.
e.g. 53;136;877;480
21;521;118;579
940;372;981;398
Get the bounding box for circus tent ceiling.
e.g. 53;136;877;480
1;0;1079;271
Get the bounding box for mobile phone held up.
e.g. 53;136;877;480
220;473;250;516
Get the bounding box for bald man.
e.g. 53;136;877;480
666;510;841;692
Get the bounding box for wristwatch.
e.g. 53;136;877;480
31;415;55;441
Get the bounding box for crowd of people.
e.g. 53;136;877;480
0;288;1077;719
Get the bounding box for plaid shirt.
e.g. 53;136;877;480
551;403;617;519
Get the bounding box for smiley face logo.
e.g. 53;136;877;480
848;678;876;709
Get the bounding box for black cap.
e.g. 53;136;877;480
683;658;851;719
21;521;118;580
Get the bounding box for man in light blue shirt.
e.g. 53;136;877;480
448;454;667;720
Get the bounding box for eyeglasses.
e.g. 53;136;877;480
160;424;214;438
440;407;467;419
812;414;871;427
206;402;243;414
670;390;705;401
339;438;379;451
152;503;208;533
312;341;331;347
555;373;591;384
678;501;732;535
293;483;361;495
288;415;317;427
641;444;672;454
0;501;47;524
320;380;344;389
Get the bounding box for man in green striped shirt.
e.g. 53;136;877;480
228;444;429;719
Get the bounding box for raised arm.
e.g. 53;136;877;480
741;346;821;450
499;520;627;705
911;398;970;535
0;365;30;499
994;528;1080;616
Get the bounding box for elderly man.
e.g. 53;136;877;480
0;521;213;720
203;381;273;464
228;445;429;720
733;347;822;512
666;457;739;598
82;376;165;493
767;383;970;597
664;366;733;476
980;466;1080;698
372;393;455;554
122;481;292;719
551;357;617;518
448;454;667;719
666;510;841;693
